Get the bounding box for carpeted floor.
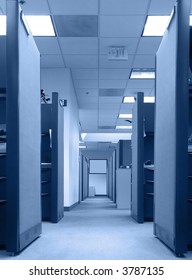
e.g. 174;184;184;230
0;196;192;260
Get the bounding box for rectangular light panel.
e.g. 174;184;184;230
116;126;132;129
118;114;132;119
123;96;135;103
130;70;155;79
25;16;55;36
0;16;6;35
143;16;170;36
0;15;55;36
144;96;155;103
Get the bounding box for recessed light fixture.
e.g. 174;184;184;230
144;96;155;103
116;126;132;129
118;114;132;119
25;16;55;36
130;69;155;79
0;15;6;35
0;15;55;36
143;16;170;36
123;96;135;103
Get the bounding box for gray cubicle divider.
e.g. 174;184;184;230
41;93;64;223
6;0;41;253
118;140;132;168
131;92;144;223
154;0;190;255
51;92;64;222
131;93;155;223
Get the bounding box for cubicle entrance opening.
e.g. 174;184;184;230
88;160;107;197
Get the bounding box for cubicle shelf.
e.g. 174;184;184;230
41;193;49;197
0;177;6;181
41;163;52;169
0;200;6;205
146;193;154;196
146;180;154;184
144;165;155;171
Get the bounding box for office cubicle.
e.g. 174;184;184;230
131;92;155;223
154;0;190;256
41;92;64;223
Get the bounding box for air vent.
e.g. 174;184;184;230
99;89;124;97
98;126;115;130
108;46;128;60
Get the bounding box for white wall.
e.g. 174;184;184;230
41;68;79;208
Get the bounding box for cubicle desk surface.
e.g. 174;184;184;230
144;165;154;221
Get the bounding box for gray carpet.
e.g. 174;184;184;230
1;196;192;260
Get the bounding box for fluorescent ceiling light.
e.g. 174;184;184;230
116;126;132;129
79;146;86;149
82;133;132;142
0;15;55;36
144;96;155;103
81;133;87;141
123;96;135;103
0;16;6;35
189;16;192;26
130;70;155;79
143;16;170;36
119;114;132;119
25;16;55;36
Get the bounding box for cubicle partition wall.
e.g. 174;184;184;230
41;93;64;223
155;0;190;255
6;0;41;253
131;93;155;223
131;92;144;223
0;89;6;246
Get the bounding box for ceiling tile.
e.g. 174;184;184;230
34;38;60;54
0;0;6;14
100;16;145;37
72;69;98;80
124;88;152;96
59;37;98;55
78;101;98;109
100;38;139;55
99;88;124;96
77;95;98;104
100;54;134;68
100;0;149;15
76;89;99;97
22;0;50;15
137;37;162;54
40;55;65;68
49;0;98;15
148;0;175;15
53;15;98;37
74;79;98;89
126;79;155;88
98;103;121;110
99;69;131;79
64;55;98;68
99;79;127;89
133;55;155;68
99;96;123;103
119;103;134;113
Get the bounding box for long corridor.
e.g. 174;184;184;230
1;197;192;260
